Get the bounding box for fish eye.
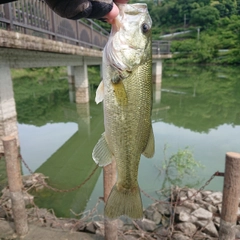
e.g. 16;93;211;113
141;23;150;34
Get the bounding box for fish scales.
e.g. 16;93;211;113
93;3;154;219
105;61;152;187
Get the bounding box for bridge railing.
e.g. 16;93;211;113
0;0;109;50
152;40;171;55
0;1;171;54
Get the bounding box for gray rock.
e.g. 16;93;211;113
173;187;188;199
144;208;154;219
95;221;105;236
193;231;214;240
195;199;218;213
0;206;5;218
154;226;168;237
34;208;55;219
119;216;132;224
144;207;162;224
175;222;197;237
181;200;200;210
152;211;162;224
180;196;188;201
187;189;202;200
204;197;212;203
175;206;192;215
135;218;156;232
217;204;222;213
213;216;220;228
0;220;17;239
85;221;96;233
179;210;198;223
122;224;136;232
201;190;213;197
179;211;191;222
50;219;82;231
115;219;124;229
74;221;86;231
207;204;218;213
196;220;219;237
23;191;34;205
93;221;104;231
205;192;222;205
95;229;104;236
191;208;213;220
172;232;191;240
161;215;170;227
235;225;240;239
120;235;138;240
154;202;171;216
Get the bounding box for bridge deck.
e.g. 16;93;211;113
0;29;102;57
0;0;171;56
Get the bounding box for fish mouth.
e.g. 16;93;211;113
113;3;149;32
118;3;148;14
111;16;122;32
104;2;151;75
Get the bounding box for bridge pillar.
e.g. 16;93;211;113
76;103;91;136
67;67;75;103
67;62;89;103
0;64;19;153
152;60;162;84
155;82;162;104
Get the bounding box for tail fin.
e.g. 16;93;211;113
104;184;143;219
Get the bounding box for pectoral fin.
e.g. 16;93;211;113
112;81;128;105
142;126;155;158
95;80;104;104
92;133;113;167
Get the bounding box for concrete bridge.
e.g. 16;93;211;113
0;0;171;152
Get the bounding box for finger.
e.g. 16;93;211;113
104;2;119;24
114;0;128;3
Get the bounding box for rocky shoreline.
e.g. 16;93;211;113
1;174;240;239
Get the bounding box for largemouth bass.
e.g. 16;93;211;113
92;3;154;219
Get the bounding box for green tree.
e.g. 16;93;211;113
213;0;237;17
237;0;240;14
228;17;240;46
191;6;220;28
192;34;219;62
156;1;180;26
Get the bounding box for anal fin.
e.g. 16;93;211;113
92;133;113;167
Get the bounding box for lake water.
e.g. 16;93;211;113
14;65;240;217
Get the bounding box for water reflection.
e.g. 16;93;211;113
159;65;240;132
11;65;240;217
140;65;240;206
154;82;162;104
19;100;103;217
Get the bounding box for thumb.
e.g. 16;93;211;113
104;3;119;24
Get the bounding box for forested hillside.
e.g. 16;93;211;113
129;0;240;64
95;0;240;64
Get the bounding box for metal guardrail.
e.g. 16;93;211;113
0;0;171;54
0;0;109;50
152;40;171;55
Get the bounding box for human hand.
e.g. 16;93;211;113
44;0;128;22
104;0;128;24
